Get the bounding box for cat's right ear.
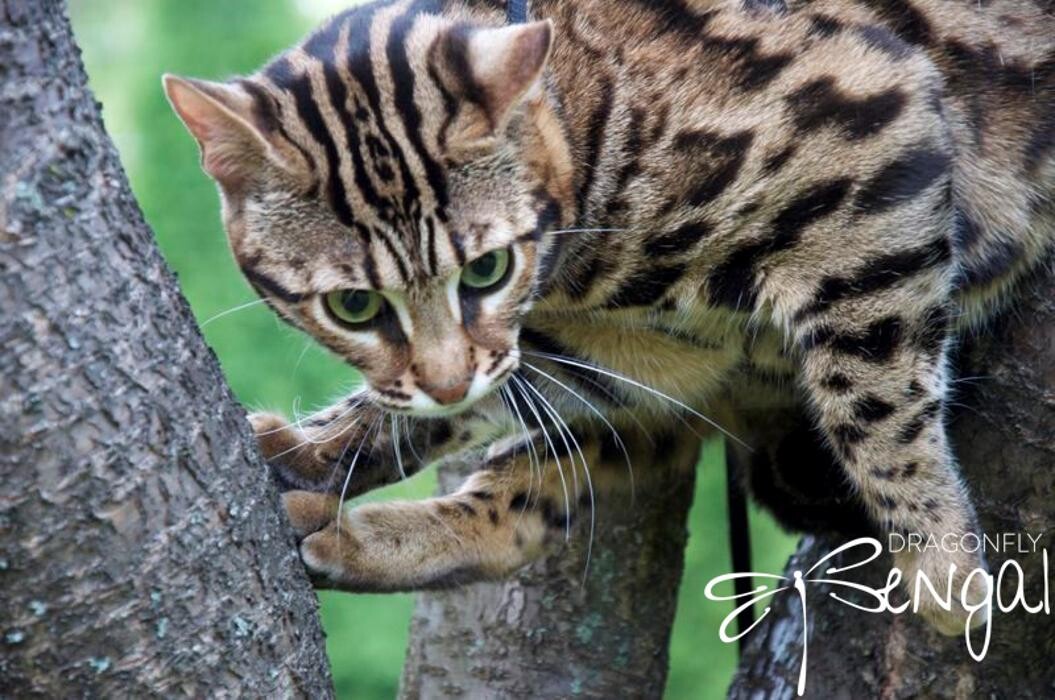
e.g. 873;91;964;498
162;75;289;192
431;21;553;160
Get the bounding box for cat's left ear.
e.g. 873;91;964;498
433;20;553;157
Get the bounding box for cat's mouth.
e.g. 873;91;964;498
370;352;520;418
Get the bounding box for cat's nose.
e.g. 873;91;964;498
420;379;471;406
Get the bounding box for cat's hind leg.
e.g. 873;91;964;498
791;279;988;635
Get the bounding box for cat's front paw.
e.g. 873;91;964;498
282;490;341;540
299;523;358;588
895;546;990;636
249;412;293;458
280;491;348;587
297;503;416;592
248;411;327;492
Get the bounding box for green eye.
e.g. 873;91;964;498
324;289;383;326
460;249;511;290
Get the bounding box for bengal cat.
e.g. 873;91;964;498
164;0;1054;636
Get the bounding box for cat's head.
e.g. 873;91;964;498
164;8;573;417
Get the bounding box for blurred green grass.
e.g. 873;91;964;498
69;2;797;697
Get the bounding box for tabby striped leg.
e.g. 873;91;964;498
286;433;601;592
795;303;987;635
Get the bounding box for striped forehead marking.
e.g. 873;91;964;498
258;0;456;287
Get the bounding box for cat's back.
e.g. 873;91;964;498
532;0;1053;320
803;0;1054;316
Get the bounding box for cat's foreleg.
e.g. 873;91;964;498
249;393;505;500
282;431;603;592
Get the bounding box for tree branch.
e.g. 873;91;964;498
400;434;703;698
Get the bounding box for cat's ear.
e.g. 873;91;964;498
163;75;289;191
433;20;553;157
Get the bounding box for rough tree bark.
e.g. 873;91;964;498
731;273;1055;699
0;1;333;695
400;436;703;699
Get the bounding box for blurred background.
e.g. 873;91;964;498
68;2;797;697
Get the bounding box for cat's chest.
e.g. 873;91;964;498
522;305;795;408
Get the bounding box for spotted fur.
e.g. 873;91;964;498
165;0;1053;636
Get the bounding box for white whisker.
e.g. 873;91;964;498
325;413;369;493
949;374;991;385
336;415;383;541
265;410;360;464
551;364;655;449
290;399;365;447
516;372;596;582
510;375;571;529
522;361;635;502
402;415;426;468
199;298;267;328
513;376;578;531
505;381;550;522
524;350;750;450
291;341;313;380
264;393;364;443
391;414;408;481
513;374;576;515
500;385;543;505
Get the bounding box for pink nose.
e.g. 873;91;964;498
421;380;471;406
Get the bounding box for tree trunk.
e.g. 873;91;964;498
0;1;333;695
731;274;1055;698
400;436;703;699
